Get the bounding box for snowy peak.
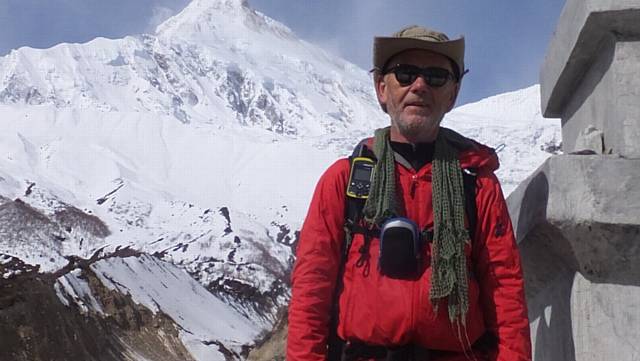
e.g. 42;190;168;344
0;0;382;137
453;84;545;123
155;0;295;43
182;0;250;13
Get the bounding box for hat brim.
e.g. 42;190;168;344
373;36;465;75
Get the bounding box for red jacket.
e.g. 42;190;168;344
288;129;531;361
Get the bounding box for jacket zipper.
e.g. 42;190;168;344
410;174;418;198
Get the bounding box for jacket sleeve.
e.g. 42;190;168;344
473;173;532;361
287;159;349;361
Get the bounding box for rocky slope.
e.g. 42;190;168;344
1;250;196;361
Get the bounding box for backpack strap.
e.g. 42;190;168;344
462;168;478;242
328;139;376;360
343;139;377;257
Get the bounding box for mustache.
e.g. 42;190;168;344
403;101;427;107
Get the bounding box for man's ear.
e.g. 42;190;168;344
375;75;388;112
446;82;460;112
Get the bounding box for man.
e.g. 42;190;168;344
287;25;531;361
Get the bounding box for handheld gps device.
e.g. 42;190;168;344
346;157;375;199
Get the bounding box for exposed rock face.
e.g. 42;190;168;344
0;190;264;360
0;255;194;361
0;195;112;271
246;310;287;361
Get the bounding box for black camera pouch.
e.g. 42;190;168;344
378;218;423;279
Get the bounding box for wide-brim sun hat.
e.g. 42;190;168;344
373;25;465;78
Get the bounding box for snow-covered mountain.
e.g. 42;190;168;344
0;0;380;137
445;84;561;192
0;0;560;359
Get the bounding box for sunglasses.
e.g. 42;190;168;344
384;64;455;88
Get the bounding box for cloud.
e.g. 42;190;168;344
146;6;175;34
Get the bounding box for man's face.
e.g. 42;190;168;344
375;49;459;143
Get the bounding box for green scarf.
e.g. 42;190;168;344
362;126;470;324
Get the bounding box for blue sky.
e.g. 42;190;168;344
0;0;565;105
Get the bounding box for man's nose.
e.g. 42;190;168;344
409;75;429;93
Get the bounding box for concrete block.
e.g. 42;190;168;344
540;0;640;157
609;41;640;157
508;154;640;361
541;1;640;117
507;154;640;242
574;125;604;154
527;269;640;361
559;39;640;156
570;273;640;361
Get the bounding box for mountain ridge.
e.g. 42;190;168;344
0;0;560;359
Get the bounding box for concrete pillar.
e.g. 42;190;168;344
510;1;640;360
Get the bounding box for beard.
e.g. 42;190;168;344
393;112;444;143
